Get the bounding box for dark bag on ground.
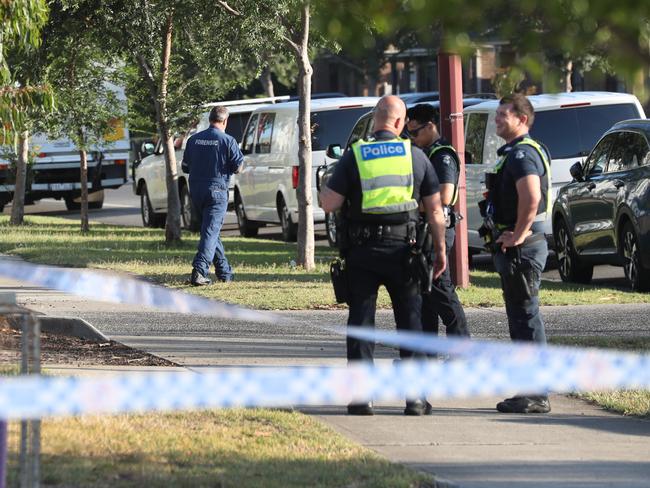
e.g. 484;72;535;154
330;258;350;304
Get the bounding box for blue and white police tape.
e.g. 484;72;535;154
0;258;277;323
1;257;649;420
1;351;649;420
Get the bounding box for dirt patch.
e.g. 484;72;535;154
0;317;177;367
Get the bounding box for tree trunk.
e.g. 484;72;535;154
295;2;315;270
78;131;89;233
564;59;573;92
260;66;275;98
10;130;28;226
159;10;182;243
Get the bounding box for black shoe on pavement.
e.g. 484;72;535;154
424;400;433;415
347;401;374;416
496;395;551;414
190;269;211;286
404;398;427;416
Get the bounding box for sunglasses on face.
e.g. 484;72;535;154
405;123;428;139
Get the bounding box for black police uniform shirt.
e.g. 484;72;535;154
427;138;459;194
183;127;243;191
494;134;549;234
327;130;440;224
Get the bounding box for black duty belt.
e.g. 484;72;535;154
348;222;415;244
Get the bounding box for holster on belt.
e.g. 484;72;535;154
406;221;434;293
501;246;538;303
329;257;350;304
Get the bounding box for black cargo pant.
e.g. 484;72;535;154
346;240;424;362
421;226;470;338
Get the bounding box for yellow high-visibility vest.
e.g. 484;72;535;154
351;138;418;214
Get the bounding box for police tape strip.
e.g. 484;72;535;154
0;258;277;323
1;353;649;420
0;258;649;420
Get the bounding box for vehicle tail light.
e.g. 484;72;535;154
0;163;7;170
292;165;299;189
560;102;590;108
38;152;46;158
115;159;126;165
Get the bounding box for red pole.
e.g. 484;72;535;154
438;52;470;288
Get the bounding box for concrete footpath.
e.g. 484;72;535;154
1;274;650;487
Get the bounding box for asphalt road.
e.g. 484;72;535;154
5;183;630;286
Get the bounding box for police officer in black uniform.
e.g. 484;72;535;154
321;95;447;416
406;104;470;340
483;93;552;414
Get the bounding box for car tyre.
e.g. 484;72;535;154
554;219;593;284
64;196;80;211
140;183;165;228
180;184;200;232
325;212;338;248
235;192;259;237
622;221;650;291
279;197;297;242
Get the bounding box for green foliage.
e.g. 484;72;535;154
0;0;49;83
319;0;650;86
106;0;289;133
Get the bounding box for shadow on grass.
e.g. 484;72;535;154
469;272;642;295
7;451;435;488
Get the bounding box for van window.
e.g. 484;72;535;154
225;112;252;143
311;107;375;151
530;104;639;160
465;113;488;164
256;113;275;154
241;114;259;155
346;113;372;148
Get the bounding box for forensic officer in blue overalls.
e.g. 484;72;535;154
481;93;552;413
182;106;243;286
320;95;448;416
406;104;470;341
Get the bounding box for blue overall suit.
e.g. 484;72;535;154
183;126;243;282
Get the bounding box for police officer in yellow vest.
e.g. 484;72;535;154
484;93;552;414
406;104;470;341
321;95;447;416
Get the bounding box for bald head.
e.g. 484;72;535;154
373;95;407;136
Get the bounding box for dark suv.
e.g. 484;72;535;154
552;119;650;290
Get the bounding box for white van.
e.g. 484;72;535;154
133;96;287;229
463;91;646;251
0;82;129;211
234;97;379;241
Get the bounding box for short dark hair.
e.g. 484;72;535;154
406;104;439;126
209;106;229;124
499;93;535;127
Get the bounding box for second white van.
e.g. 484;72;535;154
234;97;379;241
463;91;646;251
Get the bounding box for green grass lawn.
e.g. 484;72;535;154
7;410;436;488
550;336;650;418
1;216;649;310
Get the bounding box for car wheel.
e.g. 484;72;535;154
179;184;200;231
88;191;104;210
622;222;650;291
64;196;80;211
140;184;164;228
325;212;338;248
554;219;593;284
235;192;259;237
279;197;297;242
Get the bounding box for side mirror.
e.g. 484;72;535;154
141;142;155;157
569;161;584;181
326;144;342;160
